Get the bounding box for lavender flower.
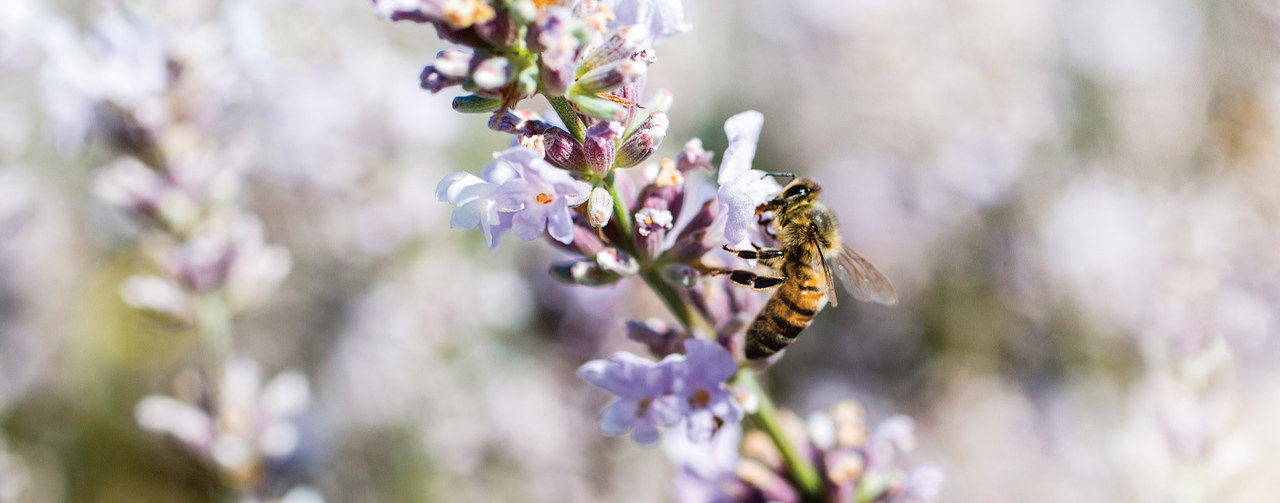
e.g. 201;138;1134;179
604;0;692;40
437;147;590;246
671;339;744;442
492;147;591;243
578;339;744;445
576;351;683;445
135;358;311;492
715;111;782;247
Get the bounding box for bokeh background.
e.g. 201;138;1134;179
3;0;1280;501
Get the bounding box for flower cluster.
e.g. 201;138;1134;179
135;358;317;501
577;339;743;444
665;400;944;503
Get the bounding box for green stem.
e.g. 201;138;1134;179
546;94;586;143
192;292;233;412
735;369;826;502
607;174;635;252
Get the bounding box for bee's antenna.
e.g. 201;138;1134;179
759;172;796;181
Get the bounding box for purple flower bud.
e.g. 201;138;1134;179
660;263;699;289
435;49;472;78
579;25;651;74
626;318;688;358
533;7;579;96
567;216;605;257
584;121;622;175
540;127;588;171
596;248;639;276
570;91;629;122
616;112;667;168
452;94;502;113
587;186;613;227
572;59;647;95
420;66;462;93
473;8;517;47
550;258;624;286
488;109;542;133
471;56;511;90
676;138;715;172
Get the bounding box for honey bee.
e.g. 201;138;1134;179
716;176;898;360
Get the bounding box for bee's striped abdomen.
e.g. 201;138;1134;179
745;264;826;359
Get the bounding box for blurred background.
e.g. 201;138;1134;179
3;0;1280;501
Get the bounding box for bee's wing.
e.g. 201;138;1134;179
808;227;839;307
834;244;898;306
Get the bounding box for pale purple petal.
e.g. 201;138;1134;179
546;200;575;244
717;183;756;245
606;0;691;39
684;409;716;443
511;205;548;241
708;392;743;423
632;419;661;445
683;339;737;382
599;400;637;436
717;110;764;185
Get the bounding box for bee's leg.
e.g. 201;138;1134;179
722;244;783;261
710;268;788;290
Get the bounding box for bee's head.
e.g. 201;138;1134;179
780;177;821;203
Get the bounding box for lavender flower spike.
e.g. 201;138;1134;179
578;352;683;445
716;111;781;247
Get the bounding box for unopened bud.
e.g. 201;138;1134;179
579;25;650;74
471;57;511;90
550;259;620;286
420;66;462;93
508;0;538;24
676;138;715;172
452;95;502;113
587;186;613;227
584;121;622;175
541;127;587;171
596;248;639;276
569;91;628;121
615;112;667;168
572;59;647;95
434;49;473;78
660;263;698;288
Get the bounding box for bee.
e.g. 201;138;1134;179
716;176;898;360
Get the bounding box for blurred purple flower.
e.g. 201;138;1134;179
672;339;743;442
663;423;743;503
435;164;515;248
605;0;692;40
715;111;781;246
577;351;683;445
579;339;744;445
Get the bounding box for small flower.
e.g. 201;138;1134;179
492;147;590;243
135;358;311;490
434;165;515;248
672;339;743;442
715;111;781;247
676;137;715;172
636;207;675;237
577;352;683;445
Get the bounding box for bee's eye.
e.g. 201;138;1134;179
785;185;810;199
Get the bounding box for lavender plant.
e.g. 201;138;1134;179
40;4;316;501
375;0;940;500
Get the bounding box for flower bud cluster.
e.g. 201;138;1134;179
379;0;661;130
